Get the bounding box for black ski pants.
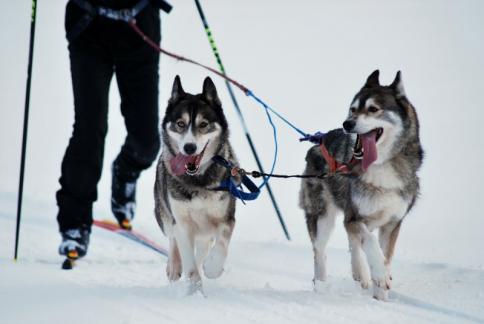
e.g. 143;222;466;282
57;2;161;231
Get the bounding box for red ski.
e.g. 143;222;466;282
93;219;168;257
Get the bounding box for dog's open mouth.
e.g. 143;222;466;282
354;128;383;171
169;143;208;176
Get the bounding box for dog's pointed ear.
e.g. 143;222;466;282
390;71;406;98
202;77;221;106
364;70;380;88
170;75;185;103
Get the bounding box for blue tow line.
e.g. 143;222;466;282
245;90;316;191
213;90;321;202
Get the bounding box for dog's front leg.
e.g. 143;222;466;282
345;220;390;301
167;235;182;282
345;226;371;289
173;223;202;293
195;237;212;269
378;220;402;285
203;220;234;279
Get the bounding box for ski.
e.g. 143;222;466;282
93;219;168;257
61;219;167;270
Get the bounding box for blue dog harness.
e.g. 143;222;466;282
211;155;260;202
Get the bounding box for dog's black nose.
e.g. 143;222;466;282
343;120;356;132
183;143;197;155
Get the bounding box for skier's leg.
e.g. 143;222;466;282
56;32;114;237
110;8;161;226
57;9;115;260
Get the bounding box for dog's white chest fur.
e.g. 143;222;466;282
352;163;410;228
169;191;230;234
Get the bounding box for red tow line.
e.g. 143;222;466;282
128;20;249;94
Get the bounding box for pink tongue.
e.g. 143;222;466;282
170;154;198;176
360;130;378;171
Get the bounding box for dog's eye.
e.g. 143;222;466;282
350;107;356;113
176;120;185;128
199;121;209;129
368;106;379;113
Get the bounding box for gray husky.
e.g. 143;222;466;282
154;76;238;293
300;70;423;300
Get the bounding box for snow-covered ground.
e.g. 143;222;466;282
2;199;484;324
1;0;484;323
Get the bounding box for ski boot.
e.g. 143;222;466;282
111;161;138;231
59;227;90;270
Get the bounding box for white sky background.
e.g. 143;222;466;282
1;0;483;267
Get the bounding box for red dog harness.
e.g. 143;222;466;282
319;142;359;174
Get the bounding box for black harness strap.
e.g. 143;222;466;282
67;0;172;42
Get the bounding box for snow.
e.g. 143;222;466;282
2;206;484;324
1;0;484;323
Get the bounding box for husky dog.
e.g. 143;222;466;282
154;76;238;293
300;70;423;300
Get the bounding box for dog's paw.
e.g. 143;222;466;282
313;279;329;294
373;274;391;289
187;279;204;296
203;250;225;279
352;271;371;289
182;275;205;297
372;276;391;301
372;285;389;301
166;259;182;282
185;270;203;294
360;279;371;290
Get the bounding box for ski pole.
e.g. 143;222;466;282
15;0;38;261
193;0;291;240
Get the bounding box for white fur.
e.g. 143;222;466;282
178;129;197;154
204;222;233;279
197;124;222;166
313;187;339;282
350;98;360;111
203;241;227;279
169;190;231;287
364;98;379;110
361;232;387;281
352;189;408;230
166;236;182;282
166;123;182;142
358;225;391;300
173;224;198;283
361;163;404;189
169;191;230;235
348;236;371;288
195;237;212;268
353;115;386;135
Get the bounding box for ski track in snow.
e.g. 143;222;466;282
1;208;483;324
